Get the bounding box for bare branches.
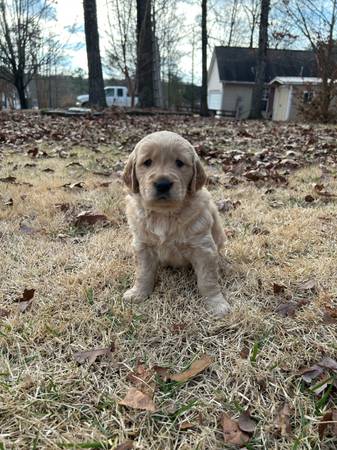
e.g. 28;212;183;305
281;0;337;121
0;0;58;108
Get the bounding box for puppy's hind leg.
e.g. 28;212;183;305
189;246;231;318
123;246;158;303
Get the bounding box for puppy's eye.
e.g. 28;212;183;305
176;159;184;168
143;159;152;167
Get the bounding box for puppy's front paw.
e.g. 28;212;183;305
123;287;149;303
206;294;231;318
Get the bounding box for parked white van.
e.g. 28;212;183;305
76;86;137;107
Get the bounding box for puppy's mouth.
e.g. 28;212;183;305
145;192;181;210
156;193;170;200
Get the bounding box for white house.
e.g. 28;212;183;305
207;46;318;119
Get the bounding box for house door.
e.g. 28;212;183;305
272;86;290;121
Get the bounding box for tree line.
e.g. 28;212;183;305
0;0;337;121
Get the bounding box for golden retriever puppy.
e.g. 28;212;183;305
122;130;230;317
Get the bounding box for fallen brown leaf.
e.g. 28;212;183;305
313;183;324;192
169;354;213;382
114;440;134;450
74;344;114;365
314;183;337;198
318;356;337;371
275;302;298;318
252;226;270;235
119;387;156;412
179;421;195;430
92;170;112;177
217;199;241;213
171;322;188;333
66;161;84;168
298;364;324;383
299;279;316;291
207;174;221;186
0;175;16;183
99;181;113;187
244;169;264;181
55;203;71;212
222;413;250;445
322;311;337;324
298;356;337;397
127;362;155;396
274;403;291;437
304;194;315;203
0;308;9;318
273;283;286;295
152;365;170;382
19;223;39;235
16;288;35;302
239;345;250;359
28;147;39;157
318;409;337;439
15;288;35;313
224;227;236;238
238;409;257;433
74;211;109;227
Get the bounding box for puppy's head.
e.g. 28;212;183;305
123;131;206;210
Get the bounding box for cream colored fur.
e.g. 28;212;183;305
123;131;230;317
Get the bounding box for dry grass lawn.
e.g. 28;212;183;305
1;114;337;450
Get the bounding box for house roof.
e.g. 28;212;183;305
269;76;321;85
214;47;317;83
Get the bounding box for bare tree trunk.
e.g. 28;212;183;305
250;0;270;119
137;0;154;107
319;0;337;122
249;26;255;48
243;1;260;49
83;0;106;108
227;0;238;47
200;0;209;117
15;75;28;109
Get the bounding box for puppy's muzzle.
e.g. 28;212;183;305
154;178;173;199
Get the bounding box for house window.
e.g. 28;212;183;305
303;91;313;103
117;88;124;97
262;88;269;111
105;88;115;97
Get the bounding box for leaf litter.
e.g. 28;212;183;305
168;354;214;382
2;113;337;448
74;343;115;365
14;288;35;313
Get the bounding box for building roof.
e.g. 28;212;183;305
214;47;318;83
269;76;321;85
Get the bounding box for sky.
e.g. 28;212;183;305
55;0;201;82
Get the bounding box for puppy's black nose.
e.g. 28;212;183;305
154;178;173;194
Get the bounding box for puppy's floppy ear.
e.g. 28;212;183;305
190;157;207;193
123;152;139;193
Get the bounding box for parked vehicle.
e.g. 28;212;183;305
76;86;137;107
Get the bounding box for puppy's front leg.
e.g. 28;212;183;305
189;246;231;317
123;245;158;302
